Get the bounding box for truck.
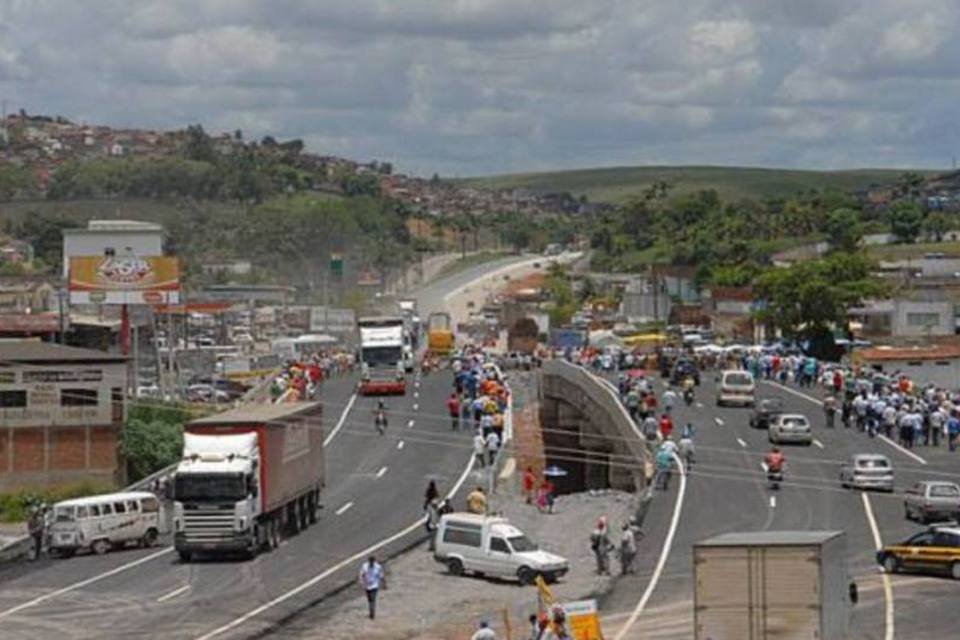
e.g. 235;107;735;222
357;316;407;395
172;402;324;561
694;531;855;640
507;317;539;354
427;311;455;356
397;298;421;350
549;327;588;350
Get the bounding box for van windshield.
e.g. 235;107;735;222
175;473;246;502
54;506;75;522
508;535;538;552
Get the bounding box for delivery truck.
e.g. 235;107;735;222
172;402;324;561
694;531;855;640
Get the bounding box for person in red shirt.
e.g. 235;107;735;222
445;392;461;430
832;370;843;394
522;466;536;504
765;447;785;473
658;413;673;440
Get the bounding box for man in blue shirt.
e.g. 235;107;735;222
947;413;960;452
359;555;386;619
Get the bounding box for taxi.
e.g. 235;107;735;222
876;526;960;579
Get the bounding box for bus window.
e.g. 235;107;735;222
101;503;113;516
90;504;101;517
114;502;127;514
126;500;140;513
76;506;89;519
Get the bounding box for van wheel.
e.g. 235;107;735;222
951;562;960;580
517;566;536;585
142;528;159;548
881;554;899;574
91;539;110;555
178;551;192;563
447;558;464;576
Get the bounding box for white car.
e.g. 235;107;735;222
434;514;568;585
716;370;756;407
769;414;813;445
841;454;894;492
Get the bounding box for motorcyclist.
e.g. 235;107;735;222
764;446;785;488
682;377;695;405
678;425;695;467
374;400;388;434
824;395;837;428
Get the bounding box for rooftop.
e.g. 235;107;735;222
858;344;960;362
697;530;844;547
188;401;321;426
0;340;126;363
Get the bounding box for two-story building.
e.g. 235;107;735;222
0;341;127;490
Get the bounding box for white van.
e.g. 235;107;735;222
433;513;568;585
717;369;756;407
47;491;164;557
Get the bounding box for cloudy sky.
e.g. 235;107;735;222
0;0;957;176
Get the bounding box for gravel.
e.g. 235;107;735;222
303;488;637;640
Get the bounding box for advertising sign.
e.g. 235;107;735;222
309;306;356;334
69;256;180;305
561;599;604;640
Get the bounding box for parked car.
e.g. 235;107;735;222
840;454;894;492
716;370;756;407
433;513;568;585
904;481;960;523
749;398;784;429
877;526;960;579
769;414;813;445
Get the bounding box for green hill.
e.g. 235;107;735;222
455;165;939;203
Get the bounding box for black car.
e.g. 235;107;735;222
749;398;784;429
671;360;701;386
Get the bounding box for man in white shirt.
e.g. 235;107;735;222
473;431;487;468
485;430;501;466
661;388;678;413
470;620;497;640
359;556;386;619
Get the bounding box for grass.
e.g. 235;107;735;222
454;165;939;204
434;250;510;280
0;481;115;523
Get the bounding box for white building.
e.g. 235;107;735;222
858;345;960;390
62;220;164;278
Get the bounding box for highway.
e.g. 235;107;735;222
0;256;536;640
602;373;960;639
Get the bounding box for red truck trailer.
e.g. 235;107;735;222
173;402;325;560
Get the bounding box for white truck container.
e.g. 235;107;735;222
694;531;853;640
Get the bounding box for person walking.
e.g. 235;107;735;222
27;503;47;561
446;392;461;430
471;620;497;639
473;430;487;468
466;486;487;514
619;522;637;575
358;556;386;620
824;395;836;428
485;430;500;466
522;466;536;504
589;517;613;575
948;412;960;452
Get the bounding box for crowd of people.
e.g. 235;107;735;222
268;350;355;402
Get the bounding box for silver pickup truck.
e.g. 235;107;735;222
904;481;960;523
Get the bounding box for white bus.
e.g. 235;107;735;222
47;491;164;557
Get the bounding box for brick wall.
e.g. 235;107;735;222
12;428;44;472
50;427;86;470
0;424;120;491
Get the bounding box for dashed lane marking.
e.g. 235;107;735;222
812;439;825;449
407;419;415;428
769;496;777;508
397;440;405;450
375;466;388;479
157;585;191;603
414;391;419;399
736;438;747;448
335;502;354;516
714;417;724;426
413;403;419;411
696;402;703;408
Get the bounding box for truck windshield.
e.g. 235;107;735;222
175;473;246;502
508;535;538;552
362;346;402;367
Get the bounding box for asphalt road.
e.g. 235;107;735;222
600;372;960;639
0;257;535;640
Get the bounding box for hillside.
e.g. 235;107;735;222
455;165;939;203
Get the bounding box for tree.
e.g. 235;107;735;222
824;208;863;253
183;124;215;163
923;211;951;242
888;201;924;243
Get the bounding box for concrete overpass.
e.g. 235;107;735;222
539;360;650;494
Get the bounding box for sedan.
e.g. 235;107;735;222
904;481;960;524
877;527;960;579
750;398;784;430
841;454;894;492
768;414;813;445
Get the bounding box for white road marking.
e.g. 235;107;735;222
812;439;825;449
714;417;724;426
696;402;704;408
769;496;777;508
323;392;359;446
762;381;927;464
157;585;191;603
397;440;405;450
415;381;420;388
736;438;747;448
335;502;354;516
862;493;895;640
414;391;419;399
375;466;388;479
613;453;687;640
407;419;415;428
413;403;419;411
194;445;479;640
878;435;927;465
0;547;173;620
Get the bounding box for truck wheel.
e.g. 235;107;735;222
270;520;281;549
447;558;464;576
141;528;159;548
881;554;899;574
308;494;319;525
178;551;193;563
300;498;310;530
517;567;536;586
91;539;110;555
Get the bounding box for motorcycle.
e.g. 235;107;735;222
374;410;388;435
683;387;694;406
767;469;784;490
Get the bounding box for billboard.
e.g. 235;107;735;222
309;306;356;335
69;256;180;305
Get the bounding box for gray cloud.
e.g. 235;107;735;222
0;0;957;176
